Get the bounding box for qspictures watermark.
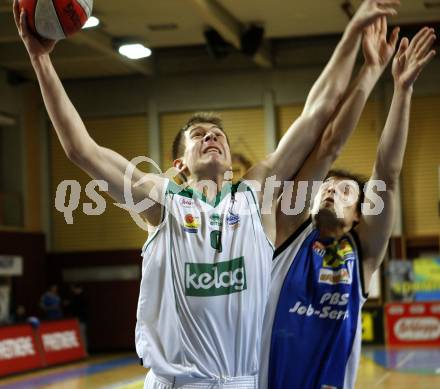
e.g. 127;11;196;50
54;155;387;232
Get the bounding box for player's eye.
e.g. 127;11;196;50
191;131;203;139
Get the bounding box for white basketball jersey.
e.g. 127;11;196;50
136;180;274;380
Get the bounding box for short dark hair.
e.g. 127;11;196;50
172;112;227;160
325;169;368;215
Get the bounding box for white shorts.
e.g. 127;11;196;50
144;370;258;389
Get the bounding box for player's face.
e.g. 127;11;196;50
314;177;360;228
180;123;231;178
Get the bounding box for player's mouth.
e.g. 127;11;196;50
203;146;222;155
323;197;334;205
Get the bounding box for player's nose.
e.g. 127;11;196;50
326;185;336;195
203;131;217;142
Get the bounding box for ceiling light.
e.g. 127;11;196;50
82;16;100;29
118;44;152;60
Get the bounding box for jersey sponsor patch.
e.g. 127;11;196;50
288;292;350;321
183;214;200;233
316;238;355;285
319;267;352;285
209;213;223;228
322;239;355;268
185;257;247;297
179;197;194;208
226;212;240;228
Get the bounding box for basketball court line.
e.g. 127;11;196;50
362;348;440;374
373;371;391;387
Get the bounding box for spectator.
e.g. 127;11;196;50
66;284;88;350
40;284;63;320
12;305;27;323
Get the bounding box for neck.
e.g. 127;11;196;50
317;225;346;240
313;209;351;241
187;175;229;201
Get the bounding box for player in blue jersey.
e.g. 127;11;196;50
261;16;437;389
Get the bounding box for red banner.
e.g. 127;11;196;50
38;319;86;366
385;302;440;347
0;324;43;376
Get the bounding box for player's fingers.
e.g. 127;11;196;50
395;37;409;63
407;27;430;55
373;16;380;35
380;16;387;40
413;28;434;51
377;0;401;6
389;27;400;49
397;37;408;54
364;24;373;38
414;30;436;57
418;49;436;69
416;34;436;59
375;7;398;18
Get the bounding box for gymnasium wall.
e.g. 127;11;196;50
1;39;439;350
0;231;46;317
402;96;440;237
278;102;380;178
0;69;22;115
50;116;150;252
46;250;140;351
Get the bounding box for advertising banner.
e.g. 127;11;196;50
39;319;86;366
0;324;43;376
0;256;23;276
385;301;440;347
388;258;440;302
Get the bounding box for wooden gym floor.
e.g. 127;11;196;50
1;348;440;388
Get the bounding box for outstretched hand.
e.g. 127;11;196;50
13;0;57;59
351;0;400;31
392;27;437;90
362;16;399;69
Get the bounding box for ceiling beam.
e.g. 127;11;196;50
70;29;153;76
189;0;273;68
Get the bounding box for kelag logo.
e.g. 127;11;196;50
185;257;247;297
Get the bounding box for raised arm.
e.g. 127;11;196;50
245;0;400;189
276;17;399;246
13;0;165;225
358;27;437;287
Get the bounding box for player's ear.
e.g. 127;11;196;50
173;158;187;172
173;158;189;183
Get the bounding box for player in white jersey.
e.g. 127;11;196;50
14;0;404;386
261;21;436;389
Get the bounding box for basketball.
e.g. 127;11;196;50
19;0;93;40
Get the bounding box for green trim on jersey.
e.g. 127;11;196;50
166;180;244;207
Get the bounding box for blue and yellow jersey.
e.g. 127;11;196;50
259;219;367;389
